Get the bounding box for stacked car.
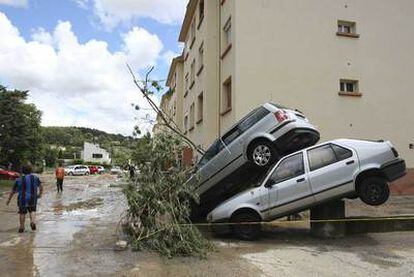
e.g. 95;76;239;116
188;103;407;239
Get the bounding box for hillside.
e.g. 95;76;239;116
42;126;137;149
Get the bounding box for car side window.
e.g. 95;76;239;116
269;153;304;184
222;127;242;146
198;140;222;167
238;107;270;132
308;145;337;171
331;144;353;161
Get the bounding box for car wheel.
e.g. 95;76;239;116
249;141;278;168
358;177;390;206
68;172;74;176
231;211;261;240
85;172;89;176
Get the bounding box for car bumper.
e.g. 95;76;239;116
381;159;406;182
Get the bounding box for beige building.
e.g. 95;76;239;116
162;0;414;168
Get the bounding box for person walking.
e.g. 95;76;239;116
55;162;65;193
6;164;43;233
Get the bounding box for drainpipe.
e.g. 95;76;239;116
218;0;222;137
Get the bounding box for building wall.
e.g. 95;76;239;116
180;0;221;154
233;0;414;167
81;142;111;164
168;0;414;167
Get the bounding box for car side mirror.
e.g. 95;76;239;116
264;179;274;188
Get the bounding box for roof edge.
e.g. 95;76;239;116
178;0;198;42
166;54;184;87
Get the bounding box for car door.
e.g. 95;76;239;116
263;152;314;219
193;140;222;194
306;143;359;202
74;166;81;175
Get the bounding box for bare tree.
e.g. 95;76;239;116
127;65;205;155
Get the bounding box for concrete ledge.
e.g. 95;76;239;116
346;216;414;235
310;200;346;238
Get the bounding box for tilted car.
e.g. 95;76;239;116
207;139;406;240
0;167;19;180
65;165;90;176
88;165;99;175
97;166;105;174
188;103;320;217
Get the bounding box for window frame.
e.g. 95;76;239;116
307;143;353;172
221;76;232;115
196;92;204;124
269;153;305;185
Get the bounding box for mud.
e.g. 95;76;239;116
0;174;414;276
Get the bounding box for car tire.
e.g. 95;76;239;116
85;172;89;176
248;140;278;168
358;177;390;206
68;172;74;176
231;211;261;240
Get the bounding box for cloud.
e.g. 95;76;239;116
88;0;187;29
0;0;27;8
0;12;161;135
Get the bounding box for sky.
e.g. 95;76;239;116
0;0;187;135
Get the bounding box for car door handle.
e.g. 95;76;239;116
296;178;306;183
346;160;355;165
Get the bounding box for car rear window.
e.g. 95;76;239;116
238;107;270;132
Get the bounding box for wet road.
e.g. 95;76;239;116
0;174;140;276
1;174;414;276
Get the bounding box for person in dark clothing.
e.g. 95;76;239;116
129;164;135;179
6;164;43;233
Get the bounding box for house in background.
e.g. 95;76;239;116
81;142;111;164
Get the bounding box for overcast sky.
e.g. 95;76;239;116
0;0;187;135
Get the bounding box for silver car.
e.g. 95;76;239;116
189;103;320;216
65;165;90;176
207;139;406;239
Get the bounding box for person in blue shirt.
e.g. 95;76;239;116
6;164;43;233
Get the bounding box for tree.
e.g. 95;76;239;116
124;132;212;258
0;86;44;170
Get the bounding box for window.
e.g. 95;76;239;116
190;59;195;87
308;145;337;171
332;144;353;160
197;93;203;123
190;19;196;47
239;107;270;132
339;79;360;94
185;73;189;90
269;153;304;184
197;140;223;168
189;103;195;130
337;20;359;37
184;114;189;133
223;18;232;47
92;153;103;159
198;43;204;74
221;77;232;114
222;127;241;146
199;0;204;23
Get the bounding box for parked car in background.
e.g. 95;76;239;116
110;166;123;175
207;139;406;240
97;166;105;174
0;167;19;180
188;103;320;217
88;166;99;175
65;165;90;176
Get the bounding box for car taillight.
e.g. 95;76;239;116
391;147;399;158
274;110;289;122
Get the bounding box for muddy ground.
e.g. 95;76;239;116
0;174;413;276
